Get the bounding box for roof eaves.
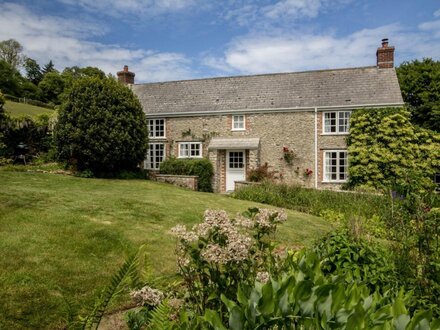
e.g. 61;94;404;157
145;102;405;118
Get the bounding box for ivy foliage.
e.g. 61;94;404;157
346;107;440;191
397;58;440;132
54;77;148;174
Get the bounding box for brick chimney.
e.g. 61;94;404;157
117;65;135;84
376;38;394;68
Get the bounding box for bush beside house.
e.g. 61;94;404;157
159;158;214;192
54;77;148;175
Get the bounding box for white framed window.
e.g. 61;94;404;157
323;111;351;134
323;150;348;182
178;142;202;158
148;118;165;138
228;151;245;169
145;143;164;170
232;115;245;131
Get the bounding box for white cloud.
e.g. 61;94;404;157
222;0;353;26
0;3;194;82
57;0;199;18
137;53;195;82
262;0;322;20
419;19;440;38
203;23;440;75
434;8;440;17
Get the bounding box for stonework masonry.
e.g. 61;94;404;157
154;174;198;191
149;110;350;192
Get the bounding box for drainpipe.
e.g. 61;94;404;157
314;107;318;189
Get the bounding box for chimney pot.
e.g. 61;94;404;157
376;38;394;69
117;65;135;85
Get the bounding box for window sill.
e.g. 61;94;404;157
320;133;349;136
321;180;347;184
177;156;203;159
231;128;246;132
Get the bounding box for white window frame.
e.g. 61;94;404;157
178;142;202;158
323;150;348;183
148;118;166;138
145;143;165;170
232;114;245;131
322;111;351;134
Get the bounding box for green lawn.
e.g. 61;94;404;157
4;100;54;117
0;171;331;329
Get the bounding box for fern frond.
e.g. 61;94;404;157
147;300;175;330
81;253;140;330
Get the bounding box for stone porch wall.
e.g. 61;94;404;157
154;174;198;191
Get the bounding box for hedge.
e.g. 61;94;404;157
159;158;213;192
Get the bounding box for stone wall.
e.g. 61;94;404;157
154;174;198;191
234;181;261;191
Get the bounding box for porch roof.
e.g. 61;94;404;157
208;137;260;150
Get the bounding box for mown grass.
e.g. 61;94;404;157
4;100;54;117
0;171;331;329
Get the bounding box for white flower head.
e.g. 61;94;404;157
130;286;164;306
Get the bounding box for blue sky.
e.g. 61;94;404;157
0;0;439;83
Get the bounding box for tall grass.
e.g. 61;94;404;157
233;182;391;220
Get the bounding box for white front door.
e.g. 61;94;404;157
226;150;246;191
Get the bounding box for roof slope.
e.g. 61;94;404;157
131;66;404;115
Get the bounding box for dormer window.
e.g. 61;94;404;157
149;118;165;138
232;115;245;131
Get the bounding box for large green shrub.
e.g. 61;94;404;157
347;107;440;191
54;77;148;174
397;58;440;132
313;230;397;293
0;113;52;159
159;157;214;192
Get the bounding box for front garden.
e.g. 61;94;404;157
0;171;330;329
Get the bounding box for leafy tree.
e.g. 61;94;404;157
54;77;148;174
38;71;65;104
24;58;43;85
0;39;23;69
0;60;22;96
61;66;106;94
20;80;42;101
397;58;440;132
41;60;55;75
347;107;439;191
62;66;106;81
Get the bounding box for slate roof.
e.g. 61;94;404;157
131;66;404;116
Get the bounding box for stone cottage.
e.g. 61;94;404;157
118;39;404;192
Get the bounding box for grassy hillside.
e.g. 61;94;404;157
4;100;54;117
0;171;331;329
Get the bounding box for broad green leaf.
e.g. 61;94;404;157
203;309;227;330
